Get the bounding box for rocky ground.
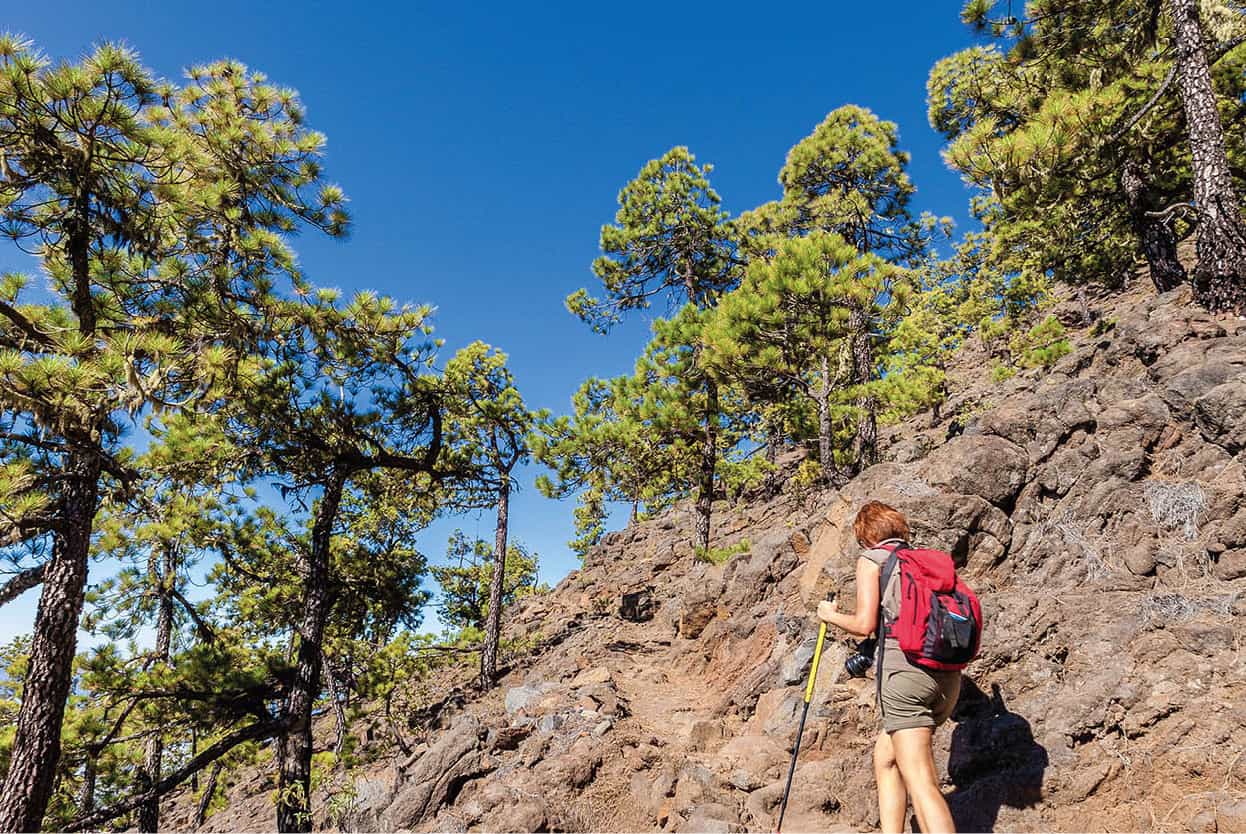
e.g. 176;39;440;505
170;280;1246;833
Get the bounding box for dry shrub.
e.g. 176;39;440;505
1144;481;1207;541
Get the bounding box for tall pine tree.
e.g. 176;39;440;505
568;147;739;552
443;342;541;691
0;43;347;831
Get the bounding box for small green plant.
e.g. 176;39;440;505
499;631;543;661
990;363;1016;383
695;537;751;565
324;780;362;831
1090;317;1117;338
1010;315;1073;369
957;396;995;420
788;458;825;504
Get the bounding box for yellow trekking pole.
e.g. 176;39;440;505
775;592;833;834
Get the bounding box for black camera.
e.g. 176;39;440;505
844;637;878;678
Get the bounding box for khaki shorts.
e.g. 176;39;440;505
879;665;962;734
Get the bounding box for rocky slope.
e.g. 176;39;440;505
177;281;1246;833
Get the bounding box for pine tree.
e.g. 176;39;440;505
82;479;231;833
443;342;541;691
0;41;346;831
771;106;940;465
430;531;541;636
940;1;1246;303
568;147;739;552
779;105;937;265
623;306;752;535
706;233;907;481
223;290;446;833
534;376;684;556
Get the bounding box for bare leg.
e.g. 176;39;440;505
891;727;955;833
874;731;907;833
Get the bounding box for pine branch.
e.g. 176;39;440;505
169;587;217;643
1109;36;1245;144
0;563;45;608
0;300;53;347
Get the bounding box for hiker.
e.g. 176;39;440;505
817;501;965;834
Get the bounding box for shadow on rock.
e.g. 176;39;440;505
946;680;1048;833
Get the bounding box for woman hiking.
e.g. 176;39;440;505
817;501;965;834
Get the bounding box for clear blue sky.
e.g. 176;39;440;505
1;1;980;638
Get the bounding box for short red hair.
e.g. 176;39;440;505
853;501;910;548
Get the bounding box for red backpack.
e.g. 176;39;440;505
879;542;982;671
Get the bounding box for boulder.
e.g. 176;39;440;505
689;718;726;752
487;725;531;751
1213;548;1246;581
570;665;612;688
761;691;803;741
542;738;602;789
620;588;656;621
381;719;488;829
505;682;556;716
1095;393;1171;449
672;762;720;810
484;797;547;833
678;599;718;639
780;636;818;685
1122;543;1157;576
743;760;844;832
715;734;786;792
1194;382;1246;452
676;803;744;833
920;434;1029;507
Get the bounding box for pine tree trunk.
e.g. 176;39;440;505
276;472;345;834
849;307;878;473
764;416;780;468
77;750;98;817
695;378;719;554
194;763;222;829
0;451;102;833
1122;157;1187;293
1168;0;1246;312
384;693;411;757
138;547;176;833
325;665;348;756
763;414;780;497
190;729;199;793
683;267;717;554
479;479;509;691
817;355;834;482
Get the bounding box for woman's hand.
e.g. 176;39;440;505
818;558;882;637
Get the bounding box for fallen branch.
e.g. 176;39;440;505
415;644;480;654
64;720;284;832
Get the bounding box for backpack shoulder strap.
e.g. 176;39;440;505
878;540;908;605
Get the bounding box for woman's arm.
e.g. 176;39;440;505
817;556;881;638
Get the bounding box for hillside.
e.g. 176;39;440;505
173;281;1246;833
